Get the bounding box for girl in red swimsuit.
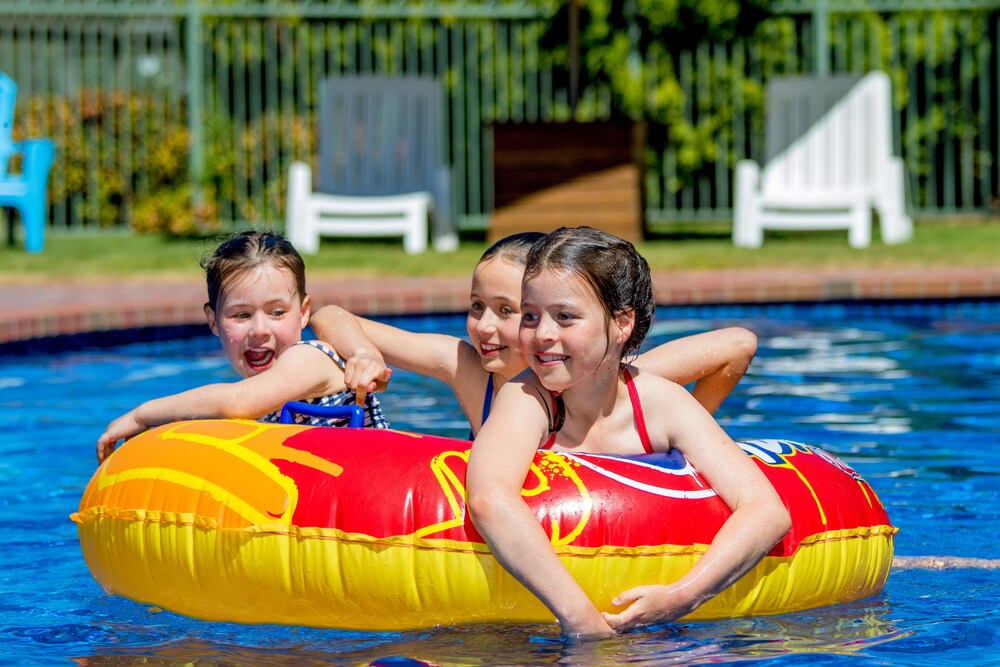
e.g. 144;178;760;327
466;226;791;640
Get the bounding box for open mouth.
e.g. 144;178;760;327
479;343;505;357
244;348;275;370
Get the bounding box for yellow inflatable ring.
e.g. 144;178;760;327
73;420;896;630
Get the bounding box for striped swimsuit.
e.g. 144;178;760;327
259;340;390;429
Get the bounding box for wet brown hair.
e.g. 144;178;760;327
478;231;546;267
201;230;307;312
523;226;654;357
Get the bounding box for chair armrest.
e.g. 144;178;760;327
10;138;56;179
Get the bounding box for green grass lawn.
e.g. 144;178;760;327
0;216;996;283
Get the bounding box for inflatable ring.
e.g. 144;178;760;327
73;418;896;630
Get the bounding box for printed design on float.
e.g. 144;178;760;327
415;449;470;538
560;450;717;500
410;447;724;546
413;448;592;546
91;421;346;527
531;451;592;545
740;438;857;480
739;439;826;523
738;439;872;524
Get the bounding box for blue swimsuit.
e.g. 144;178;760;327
259;340;390;429
469;372;495;440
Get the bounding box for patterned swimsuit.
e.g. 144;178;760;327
259;340;390;428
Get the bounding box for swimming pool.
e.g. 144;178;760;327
1;299;998;666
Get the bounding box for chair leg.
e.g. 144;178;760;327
733;161;764;247
3;207;14;247
733;201;765;247
402;202;429;255
287;161;319;254
876;159;914;245
22;200;46;253
848;205;872;249
432;231;458;252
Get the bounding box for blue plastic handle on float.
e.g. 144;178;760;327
278;402;365;427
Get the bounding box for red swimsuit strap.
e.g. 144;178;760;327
540;391;563;450
541;368;652;454
623;366;654;454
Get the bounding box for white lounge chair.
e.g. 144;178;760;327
733;71;913;249
286;76;457;255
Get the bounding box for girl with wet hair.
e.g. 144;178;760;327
97;230;389;463
522;225;656;359
467;226;790;639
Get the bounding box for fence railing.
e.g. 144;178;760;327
1;0;997;234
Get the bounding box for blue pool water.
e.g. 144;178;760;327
1;299;998;666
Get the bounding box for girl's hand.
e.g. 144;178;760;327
96;411;146;464
343;349;392;405
601;584;698;632
562;613;617;640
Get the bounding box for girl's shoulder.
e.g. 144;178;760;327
296;339;344;365
625;363;686;389
626;364;698;408
275;339;349;381
491;368;551;408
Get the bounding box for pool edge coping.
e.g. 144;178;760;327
2;266;998;345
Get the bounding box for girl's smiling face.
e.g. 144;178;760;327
205;264;311;378
466;256;528;378
518;268;629;392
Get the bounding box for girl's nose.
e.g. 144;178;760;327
248;311;270;337
475;310;498;333
532;315;557;342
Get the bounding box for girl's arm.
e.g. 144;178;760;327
96;343;343;462
602;379;790;630
310;305;486;421
466;377;615;639
634;327;757;414
306;305;391;405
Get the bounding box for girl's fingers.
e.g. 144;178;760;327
611;586;644;607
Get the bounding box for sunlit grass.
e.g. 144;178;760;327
640;216;1000;270
0;215;996;283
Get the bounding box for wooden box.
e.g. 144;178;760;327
488;121;646;244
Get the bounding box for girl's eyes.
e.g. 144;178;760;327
469;302;516;317
521;312;538;324
230;308;286;320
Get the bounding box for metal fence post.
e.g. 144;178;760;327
186;0;204;196
814;0;829;75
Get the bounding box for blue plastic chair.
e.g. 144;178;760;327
0;72;56;254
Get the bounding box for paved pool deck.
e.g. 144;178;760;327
1;265;998;345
